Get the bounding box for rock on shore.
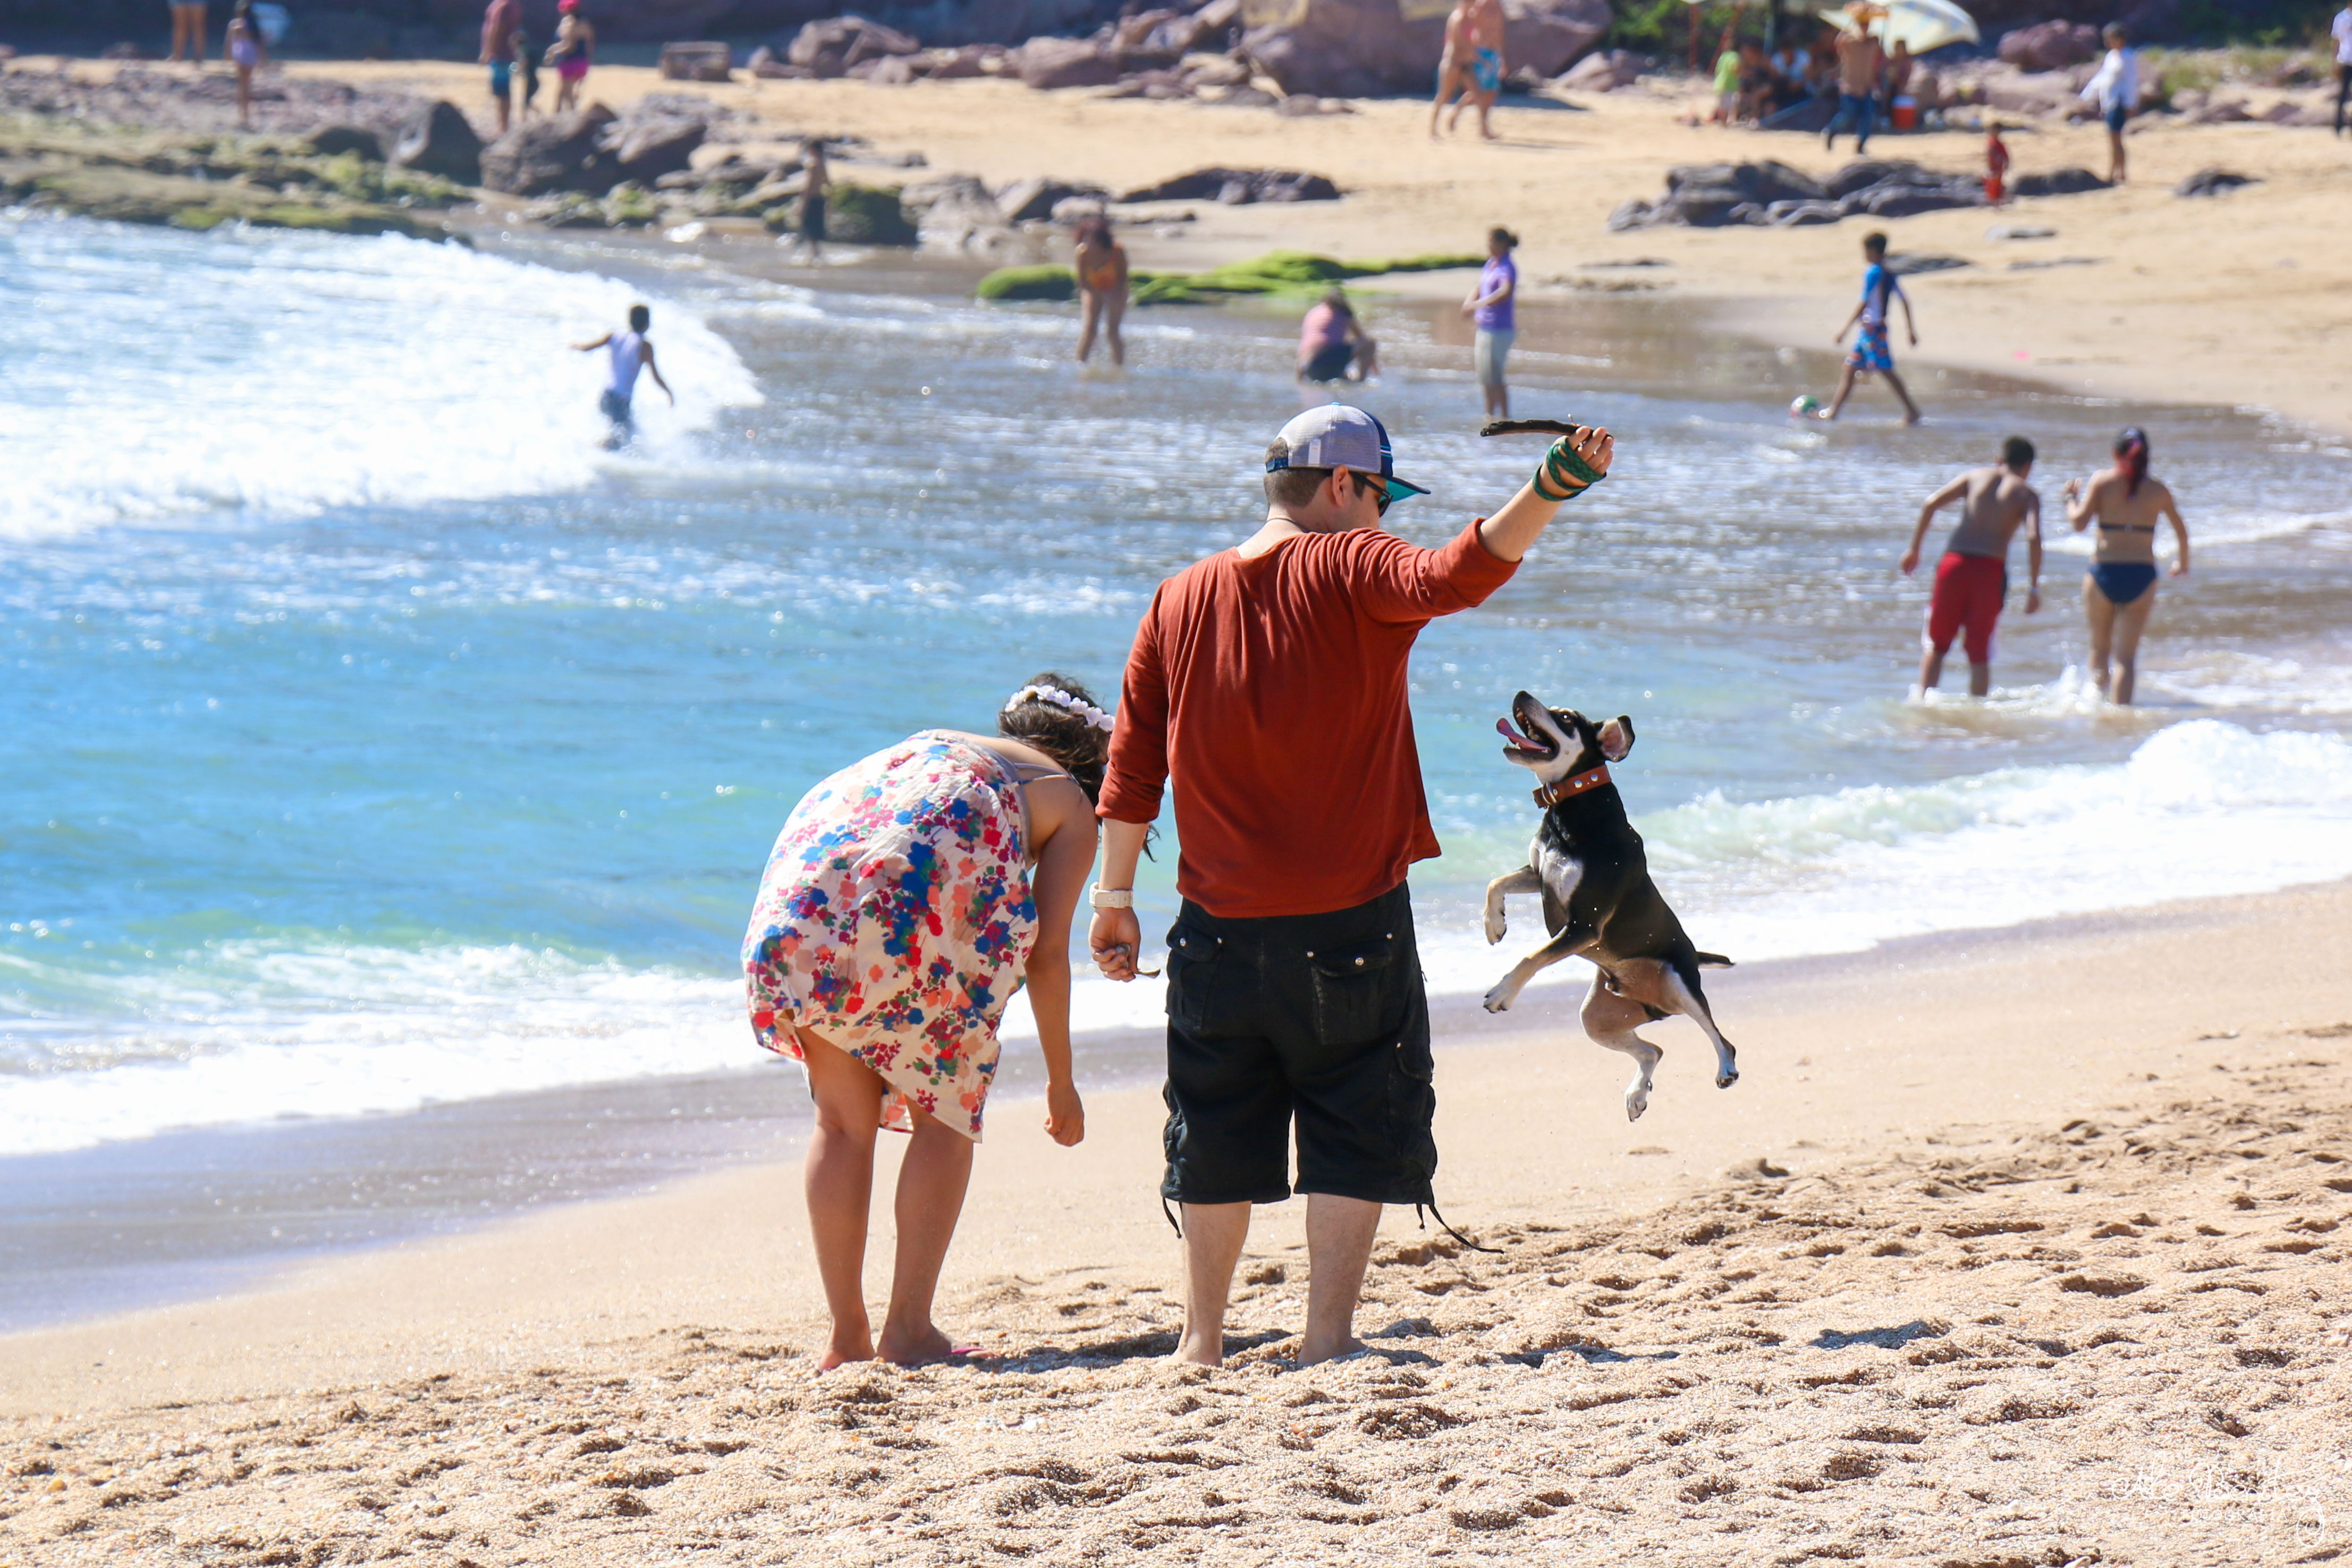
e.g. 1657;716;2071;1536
1609;158;2109;231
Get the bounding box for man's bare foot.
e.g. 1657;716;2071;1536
1170;1332;1223;1368
817;1330;876;1371
877;1322;954;1366
1297;1334;1366;1367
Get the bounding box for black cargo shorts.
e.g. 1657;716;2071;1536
1159;882;1437;1207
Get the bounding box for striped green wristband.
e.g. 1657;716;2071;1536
1533;438;1603;503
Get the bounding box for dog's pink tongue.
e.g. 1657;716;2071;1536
1496;717;1532;747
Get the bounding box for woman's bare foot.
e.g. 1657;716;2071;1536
877;1321;954;1366
817;1328;876;1370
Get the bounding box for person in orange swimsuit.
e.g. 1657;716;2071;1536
1073;214;1129;368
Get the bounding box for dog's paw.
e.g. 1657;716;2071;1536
1716;1066;1740;1090
1481;984;1513;1014
1483;912;1507;946
1624;1094;1648;1122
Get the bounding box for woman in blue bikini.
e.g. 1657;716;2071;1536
2064;426;2189;706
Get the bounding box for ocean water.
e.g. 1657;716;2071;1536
5;213;2352;1159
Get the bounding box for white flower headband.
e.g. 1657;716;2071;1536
1005;684;1115;734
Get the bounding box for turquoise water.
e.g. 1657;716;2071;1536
6;214;2352;1155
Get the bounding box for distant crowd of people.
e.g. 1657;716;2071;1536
1710;7;1918;152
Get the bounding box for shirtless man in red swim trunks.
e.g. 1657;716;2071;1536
1898;435;2042;698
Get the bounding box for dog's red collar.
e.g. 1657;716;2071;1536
1533;765;1611;808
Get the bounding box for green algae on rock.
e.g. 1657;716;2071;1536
976;249;1482;304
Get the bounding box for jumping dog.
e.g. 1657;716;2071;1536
1482;691;1739;1121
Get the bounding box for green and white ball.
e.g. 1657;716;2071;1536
1789;394;1821;418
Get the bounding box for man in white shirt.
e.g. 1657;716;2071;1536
2078;23;2138;184
2333;4;2352;137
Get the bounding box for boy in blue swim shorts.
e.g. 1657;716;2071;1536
1430;0;1506;139
1816;230;1922;425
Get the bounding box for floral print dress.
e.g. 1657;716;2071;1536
742;732;1038;1141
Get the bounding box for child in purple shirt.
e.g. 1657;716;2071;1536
1462;226;1518;417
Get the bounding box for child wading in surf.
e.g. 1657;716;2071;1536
572;302;674;446
1816;230;1920;425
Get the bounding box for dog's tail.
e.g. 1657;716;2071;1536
1695;952;1734;969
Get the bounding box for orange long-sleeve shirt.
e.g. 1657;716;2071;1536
1097;519;1518;919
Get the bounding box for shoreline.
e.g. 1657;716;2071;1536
3;876;2348;1562
6;870;2347;1374
9;56;2351;437
6;204;2348;1344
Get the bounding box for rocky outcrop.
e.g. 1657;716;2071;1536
301;125;384;161
1016;36;1121;88
604;117;705;185
787;16;920;77
478;106;616;196
2175;167;2258;197
1612;160;2115;231
389;100;481;185
822;183;919;242
903;172;1020;252
1997;20;2102;72
1559;48;1642;92
1242;0;1604;99
1116;167;1339;203
995;175;1110;221
1502;0;1612;81
1606;159;2093;231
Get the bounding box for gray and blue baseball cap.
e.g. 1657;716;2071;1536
1265;404;1429;503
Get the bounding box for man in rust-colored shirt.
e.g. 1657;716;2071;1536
1090;404;1614;1368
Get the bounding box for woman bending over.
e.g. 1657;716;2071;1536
742;677;1106;1367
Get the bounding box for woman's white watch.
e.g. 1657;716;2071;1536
1089;885;1135;910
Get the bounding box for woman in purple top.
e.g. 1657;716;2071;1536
1462;227;1518;417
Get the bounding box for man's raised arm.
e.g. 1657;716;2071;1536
1476;425;1613;563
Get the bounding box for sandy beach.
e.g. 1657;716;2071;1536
5;877;2349;1563
225;59;2352;438
5;47;2352;1568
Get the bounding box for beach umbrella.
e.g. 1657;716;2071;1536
1817;0;1979;54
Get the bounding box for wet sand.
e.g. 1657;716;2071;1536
4;879;2349;1563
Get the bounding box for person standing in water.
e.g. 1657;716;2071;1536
225;0;267;129
792;137;830;262
742;680;1106;1368
170;0;209;63
572;303;674;445
1073;214;1129;368
545;0;595;113
480;0;520;135
1899;436;2043;698
1297;288;1379;388
2079;23;2137;185
1818;230;1920;424
1463;227;1517;419
2064;427;2188;706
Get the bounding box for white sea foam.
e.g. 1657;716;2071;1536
0;217;760;539
0;942;744;1156
3;731;2347;1156
996;719;2352;1039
